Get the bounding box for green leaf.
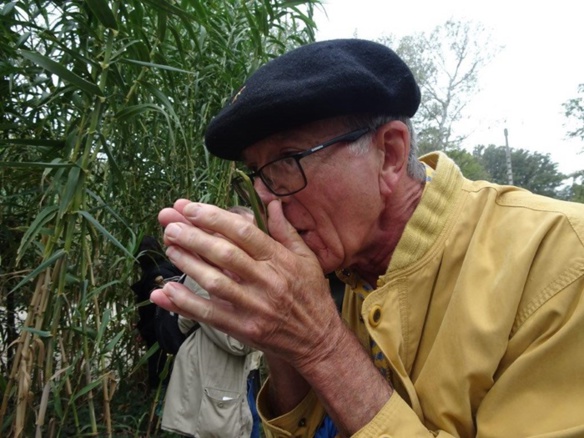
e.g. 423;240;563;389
0;138;65;148
16;205;59;265
233;169;269;234
84;0;118;30
0;161;72;169
20;50;104;97
79;210;135;259
104;329;125;353
114;103;175;145
139;81;186;141
96;134;124;189
1;1;17;16
86;280;121;302
86;190;133;234
131;343;161;374
157;354;174;381
68;325;97;340
95;308;111;346
121;58;194;75
115;103;162;121
10;249;67;294
72;376;104;401
157;8;167;41
139;0;196;21
58;165;82;219
21;327;52;338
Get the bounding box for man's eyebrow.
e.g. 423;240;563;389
240;151;255;168
241;128;326;167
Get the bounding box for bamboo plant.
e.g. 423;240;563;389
0;1;320;436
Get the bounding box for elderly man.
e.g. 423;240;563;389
151;39;584;437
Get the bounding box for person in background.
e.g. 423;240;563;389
161;206;262;438
161;276;263;438
131;236;182;389
151;39;584;437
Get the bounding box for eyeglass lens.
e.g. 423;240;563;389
260;157;307;195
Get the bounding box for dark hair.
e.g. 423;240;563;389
135;236;166;271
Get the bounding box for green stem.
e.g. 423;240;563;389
233;169;269;234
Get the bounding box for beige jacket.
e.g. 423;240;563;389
162;277;262;438
259;152;584;437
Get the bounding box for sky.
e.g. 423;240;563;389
313;0;584;176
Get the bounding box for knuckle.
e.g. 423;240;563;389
246;318;269;343
206;273;226;294
199;303;214;321
236;221;256;242
216;244;240;265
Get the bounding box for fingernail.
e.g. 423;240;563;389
165;223;181;239
163;282;177;300
165;246;179;263
183;202;199;218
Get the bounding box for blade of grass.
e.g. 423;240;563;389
10;249;67;294
85;0;118;30
20;50;104;97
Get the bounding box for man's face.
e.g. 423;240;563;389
242;118;387;273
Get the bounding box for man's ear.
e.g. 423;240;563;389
376;121;410;191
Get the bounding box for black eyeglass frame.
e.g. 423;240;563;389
241;127;372;197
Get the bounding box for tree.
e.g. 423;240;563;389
563;83;584;145
473;145;566;198
556;170;584;203
379;20;500;154
447;148;490;181
558;84;584;203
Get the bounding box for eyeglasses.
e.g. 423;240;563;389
234;127;371;199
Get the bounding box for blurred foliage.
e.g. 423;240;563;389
0;0;320;436
379;20;582;202
563;83;584;145
379;20;500;155
436;144;574;201
444;148;490;181
472;145;567;197
561;83;584;202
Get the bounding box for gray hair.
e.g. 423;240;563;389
343;114;426;182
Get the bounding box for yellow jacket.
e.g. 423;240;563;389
259;152;584;437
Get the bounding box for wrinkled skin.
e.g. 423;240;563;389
154;198;343;370
150;119;423;436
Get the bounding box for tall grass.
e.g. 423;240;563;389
0;1;320;436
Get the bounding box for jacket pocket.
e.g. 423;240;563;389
195;387;246;438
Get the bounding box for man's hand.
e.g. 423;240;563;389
150;199;343;370
151;199;393;436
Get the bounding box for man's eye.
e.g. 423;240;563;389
280;149;303;158
279;156;297;167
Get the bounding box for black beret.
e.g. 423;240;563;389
205;38;421;160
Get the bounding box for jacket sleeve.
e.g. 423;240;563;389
177;314;196;335
473;273;584;437
257;379;329;438
199;323;251;355
182;275;253;355
257;382;450;438
257;272;584;437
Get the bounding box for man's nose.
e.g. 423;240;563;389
254;177;279;205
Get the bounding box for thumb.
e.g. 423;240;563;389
266;200;315;258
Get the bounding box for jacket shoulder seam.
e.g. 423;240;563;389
511;259;584;336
